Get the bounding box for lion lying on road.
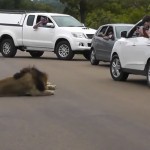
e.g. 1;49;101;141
0;67;56;96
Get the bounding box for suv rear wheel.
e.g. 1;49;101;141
110;55;129;81
55;41;74;60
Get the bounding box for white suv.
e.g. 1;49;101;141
110;19;150;86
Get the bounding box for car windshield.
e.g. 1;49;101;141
115;26;133;39
51;16;84;27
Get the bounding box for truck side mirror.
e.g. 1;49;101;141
121;31;127;38
46;23;55;28
82;23;85;27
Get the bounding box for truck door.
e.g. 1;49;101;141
23;15;55;50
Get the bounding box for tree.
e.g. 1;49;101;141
0;0;52;12
86;9;114;29
1;0;150;28
0;0;15;9
32;0;64;12
60;0;89;23
86;0;150;28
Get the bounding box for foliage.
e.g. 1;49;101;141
60;0;150;28
0;0;150;28
86;9;114;29
60;0;89;23
0;0;52;12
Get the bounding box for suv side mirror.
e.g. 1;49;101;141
121;31;127;38
46;23;55;28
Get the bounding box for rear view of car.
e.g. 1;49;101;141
90;24;133;65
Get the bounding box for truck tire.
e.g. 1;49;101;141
55;41;74;60
0;39;17;57
29;51;44;58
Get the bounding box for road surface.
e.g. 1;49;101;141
0;51;150;150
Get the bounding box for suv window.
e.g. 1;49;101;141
27;15;35;26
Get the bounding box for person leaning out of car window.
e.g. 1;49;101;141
103;31;114;40
33;16;49;29
136;15;150;38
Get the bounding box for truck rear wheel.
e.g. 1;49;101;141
55;41;74;60
29;51;44;58
0;39;17;57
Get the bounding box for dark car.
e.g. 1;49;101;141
90;24;133;65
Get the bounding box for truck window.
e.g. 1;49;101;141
52;16;83;27
33;16;52;28
36;16;52;24
27;15;35;26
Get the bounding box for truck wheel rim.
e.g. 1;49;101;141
58;44;69;57
3;42;11;54
111;58;121;78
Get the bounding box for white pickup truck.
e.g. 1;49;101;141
0;11;96;60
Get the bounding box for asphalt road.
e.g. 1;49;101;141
0;51;150;150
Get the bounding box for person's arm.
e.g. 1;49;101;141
103;36;109;40
33;21;42;29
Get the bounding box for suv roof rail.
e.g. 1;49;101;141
0;9;48;14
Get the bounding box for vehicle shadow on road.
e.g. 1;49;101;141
19;56;87;61
98;63;110;68
0;55;88;61
125;78;147;87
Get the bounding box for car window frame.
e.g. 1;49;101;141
105;26;114;36
96;25;109;37
127;20;143;38
35;15;53;28
106;25;115;41
27;15;35;26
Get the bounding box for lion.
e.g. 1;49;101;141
0;67;56;96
